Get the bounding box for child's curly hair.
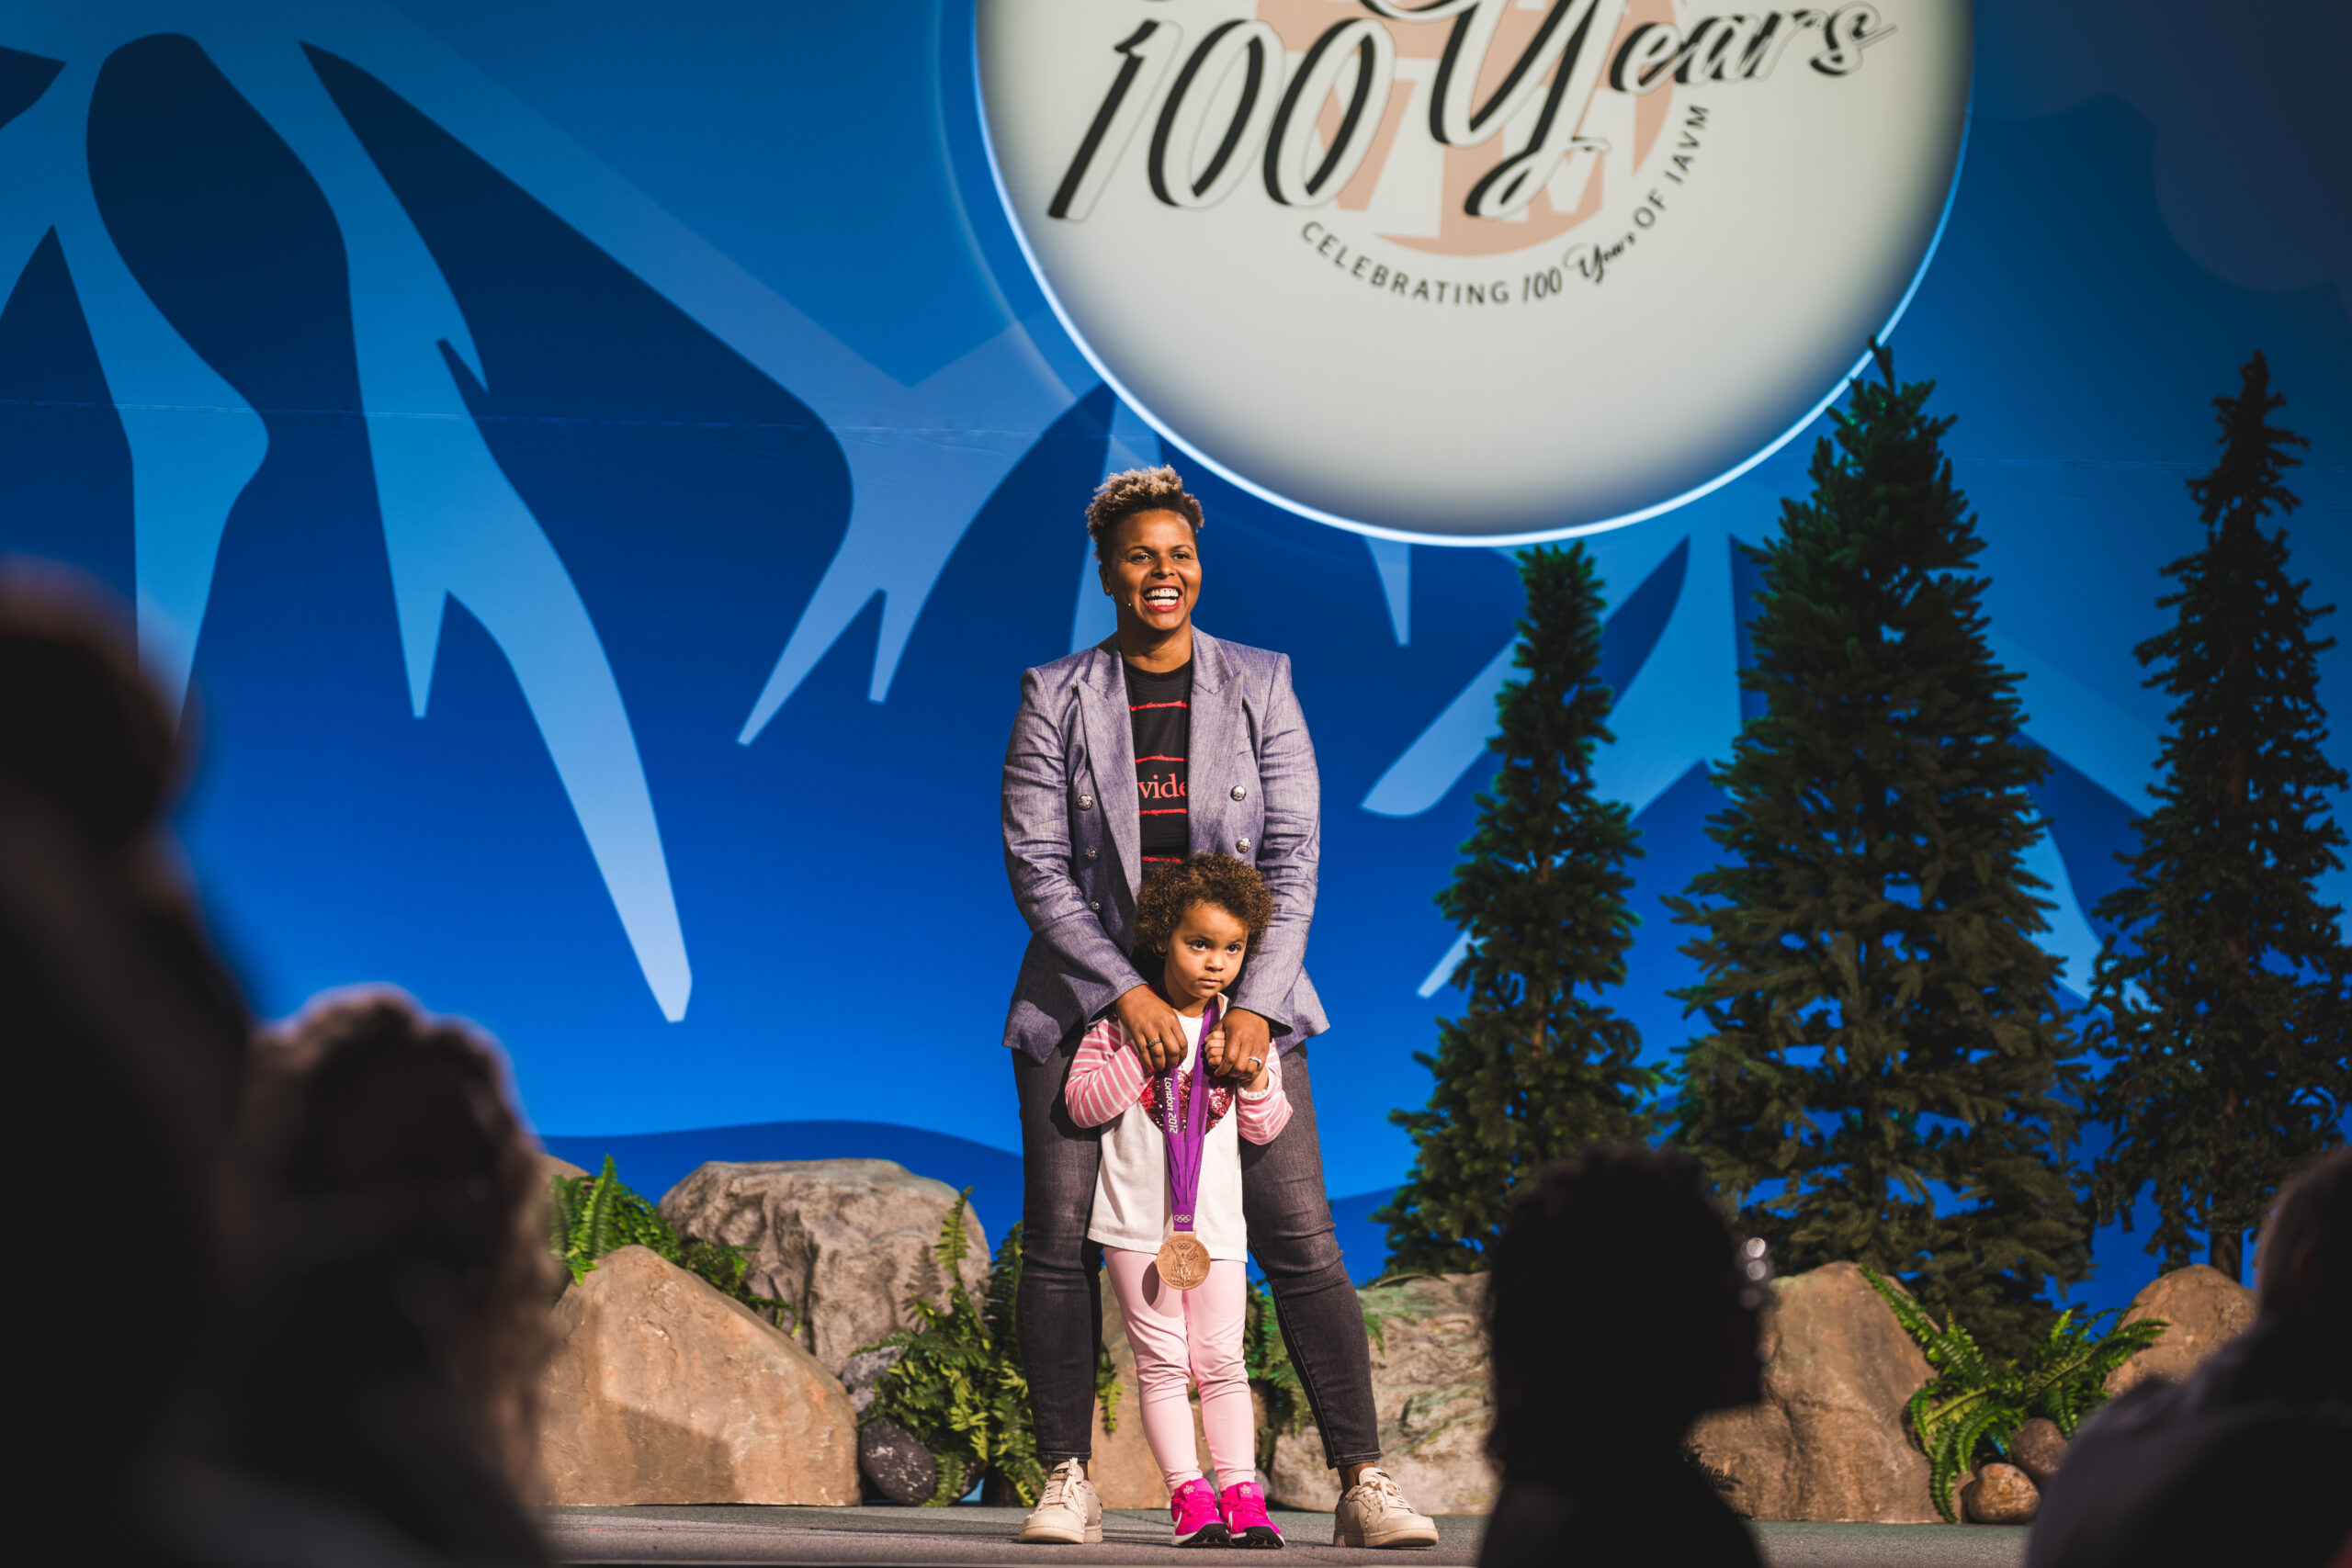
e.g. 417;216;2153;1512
1134;853;1275;958
1087;465;1204;563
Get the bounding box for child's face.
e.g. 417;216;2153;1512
1160;900;1249;1010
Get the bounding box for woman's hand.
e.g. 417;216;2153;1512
1204;1027;1272;1091
1114;985;1187;1073
1207;1007;1272;1086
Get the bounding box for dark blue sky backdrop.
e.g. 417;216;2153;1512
1;2;2346;1304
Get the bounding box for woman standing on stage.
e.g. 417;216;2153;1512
998;467;1437;1548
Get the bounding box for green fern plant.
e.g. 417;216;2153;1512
1243;1281;1306;1472
861;1197;1127;1506
548;1156;796;1333
2017;1306;2167;1438
1860;1265;2166;1520
550;1156;671;1280
863;1191;1049;1506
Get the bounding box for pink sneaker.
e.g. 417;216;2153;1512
1221;1479;1284;1549
1169;1478;1231;1548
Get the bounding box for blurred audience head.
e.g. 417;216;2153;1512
0;562;178;846
0;564;249;1502
0;565;555;1562
1486;1145;1763;1473
2257;1147;2351;1325
224;987;552;1560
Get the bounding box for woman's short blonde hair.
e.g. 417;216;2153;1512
1087;466;1204;563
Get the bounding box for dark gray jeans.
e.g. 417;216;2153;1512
1012;1037;1381;1469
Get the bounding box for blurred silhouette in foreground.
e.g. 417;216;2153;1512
198;991;554;1565
2030;1147;2352;1568
0;565;253;1559
1;565;550;1565
1478;1145;1766;1568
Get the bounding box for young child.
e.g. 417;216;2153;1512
1063;853;1291;1549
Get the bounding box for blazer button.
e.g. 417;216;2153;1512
1231;784;1248;801
1077;794;1092;810
1085;847;1099;861
1237;838;1251;854
1089;900;1102;912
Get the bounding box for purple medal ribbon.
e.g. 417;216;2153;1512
1157;998;1220;1234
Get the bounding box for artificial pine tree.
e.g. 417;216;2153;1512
1376;544;1657;1272
1670;348;2088;1360
2083;351;2351;1282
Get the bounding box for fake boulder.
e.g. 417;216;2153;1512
858;1416;937;1506
658;1159;989;1371
2103;1265;2256;1396
536;1151;591;1185
539;1245;858;1505
1269;1273;1498;1516
1689;1261;1938;1522
1962;1462;2039;1525
2010;1416;2067;1485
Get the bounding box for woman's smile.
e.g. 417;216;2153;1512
1102;508;1202;649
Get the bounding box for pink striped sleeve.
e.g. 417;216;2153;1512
1235;1052;1292;1144
1063;1017;1149;1128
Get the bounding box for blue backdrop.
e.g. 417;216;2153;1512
4;2;2348;1305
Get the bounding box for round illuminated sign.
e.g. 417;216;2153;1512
978;0;1972;541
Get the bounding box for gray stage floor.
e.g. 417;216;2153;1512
545;1506;2028;1568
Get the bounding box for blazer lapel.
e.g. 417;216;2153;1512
1188;631;1236;855
1076;638;1144;901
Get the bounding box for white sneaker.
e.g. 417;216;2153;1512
1019;1460;1103;1544
1332;1466;1439;1549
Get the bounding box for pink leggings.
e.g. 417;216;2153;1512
1102;1247;1255;1492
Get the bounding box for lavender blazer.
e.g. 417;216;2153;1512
1000;630;1327;1062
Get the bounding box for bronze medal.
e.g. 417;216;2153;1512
1153;1000;1220;1292
1157;1232;1213;1291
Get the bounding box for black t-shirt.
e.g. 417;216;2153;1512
1125;660;1193;874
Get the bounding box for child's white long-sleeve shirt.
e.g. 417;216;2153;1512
1063;1003;1290;1262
